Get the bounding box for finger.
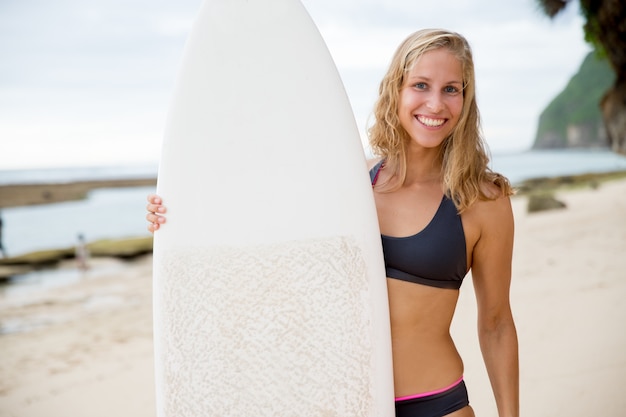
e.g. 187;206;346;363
149;213;167;225
146;212;164;223
146;203;166;214
147;194;162;204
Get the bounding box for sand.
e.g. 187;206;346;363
1;179;625;417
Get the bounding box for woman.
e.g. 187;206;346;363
147;29;519;417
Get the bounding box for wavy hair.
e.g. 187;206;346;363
368;29;513;211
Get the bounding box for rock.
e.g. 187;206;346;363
527;193;567;213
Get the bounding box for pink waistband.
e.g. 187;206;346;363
395;376;464;402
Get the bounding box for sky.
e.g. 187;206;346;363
0;0;591;170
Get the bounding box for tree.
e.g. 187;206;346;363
536;0;626;154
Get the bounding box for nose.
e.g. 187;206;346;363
425;91;444;113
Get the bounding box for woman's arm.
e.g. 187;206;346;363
470;193;519;417
146;194;167;232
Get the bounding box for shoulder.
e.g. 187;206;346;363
480;179;508;200
367;158;386;185
461;179;511;216
367;157;384;170
470;190;514;253
462;183;514;285
469;178;514;216
471;183;513;222
462;180;514;243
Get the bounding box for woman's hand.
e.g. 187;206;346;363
146;194;167;233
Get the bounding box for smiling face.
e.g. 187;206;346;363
397;47;464;151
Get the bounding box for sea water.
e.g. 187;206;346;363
1;186;156;256
490;148;626;184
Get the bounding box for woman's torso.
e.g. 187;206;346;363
370;160;481;397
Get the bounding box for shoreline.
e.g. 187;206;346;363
0;237;154;281
0;178;156;209
1;167;625;210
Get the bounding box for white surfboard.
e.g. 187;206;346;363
152;0;394;416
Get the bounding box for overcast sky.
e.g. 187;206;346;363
0;0;591;169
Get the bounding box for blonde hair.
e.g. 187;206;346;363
368;29;513;211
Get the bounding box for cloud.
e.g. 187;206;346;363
0;0;592;169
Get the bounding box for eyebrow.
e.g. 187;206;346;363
406;75;463;85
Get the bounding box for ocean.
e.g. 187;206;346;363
2;149;626;258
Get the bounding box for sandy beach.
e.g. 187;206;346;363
1;178;625;417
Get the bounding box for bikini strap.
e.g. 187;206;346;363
369;159;385;186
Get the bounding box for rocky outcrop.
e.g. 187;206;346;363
601;81;626;154
533;51;615;149
536;122;607;149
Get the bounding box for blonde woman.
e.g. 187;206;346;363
147;29;519;417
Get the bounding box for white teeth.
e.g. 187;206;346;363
417;116;444;127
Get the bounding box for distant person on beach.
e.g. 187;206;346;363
75;233;89;271
0;212;6;258
146;29;518;417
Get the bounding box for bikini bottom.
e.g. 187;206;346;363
395;378;470;417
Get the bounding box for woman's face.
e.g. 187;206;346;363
397;48;464;150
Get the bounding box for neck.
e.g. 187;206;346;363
403;147;443;185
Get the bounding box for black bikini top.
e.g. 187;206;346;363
370;160;467;289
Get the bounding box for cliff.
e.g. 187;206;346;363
532;51;615;149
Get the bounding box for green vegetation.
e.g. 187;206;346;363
526;192;566;213
0;178;156;209
517;170;626;214
88;236;153;259
0;236;153;266
533;51;615;147
0;236;153;280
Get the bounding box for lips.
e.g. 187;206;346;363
417;115;445;127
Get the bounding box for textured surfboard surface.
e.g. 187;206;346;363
152;0;394;415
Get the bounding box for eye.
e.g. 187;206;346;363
413;82;427;90
444;85;461;95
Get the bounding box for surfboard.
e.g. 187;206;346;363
152;0;394;416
